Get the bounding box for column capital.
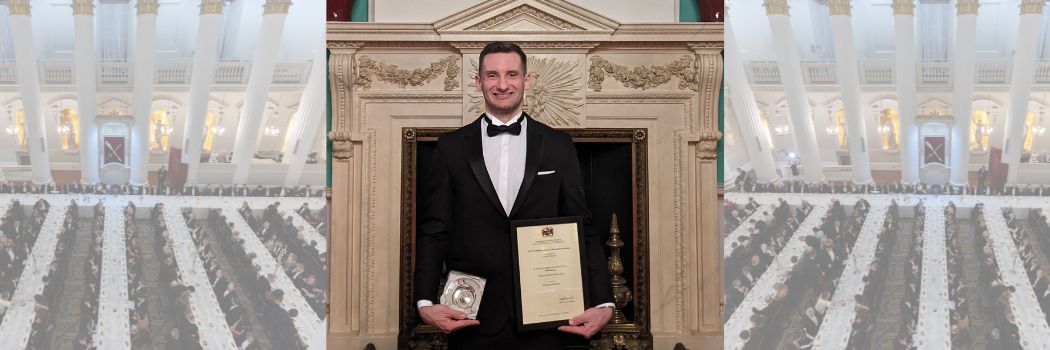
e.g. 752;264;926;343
828;0;852;16
892;0;915;15
957;0;979;15
200;0;225;15
71;0;94;15
1021;0;1045;15
762;0;789;16
136;0;160;15
263;0;293;15
7;0;30;16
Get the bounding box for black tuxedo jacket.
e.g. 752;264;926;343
414;113;614;334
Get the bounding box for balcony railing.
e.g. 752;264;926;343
742;60;1040;87
0;60;312;86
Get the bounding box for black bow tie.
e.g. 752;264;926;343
485;116;523;137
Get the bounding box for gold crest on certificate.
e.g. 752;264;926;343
440;270;486;319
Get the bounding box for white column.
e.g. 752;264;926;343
1003;0;1045;184
182;0;226;184
282;50;326;186
828;0;872;184
894;0;920;184
764;0;823;182
73;0;99;185
725;21;778;183
8;0;52;185
950;0;979;186
129;0;159;186
231;0;291;185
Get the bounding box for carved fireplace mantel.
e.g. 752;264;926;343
327;0;723;348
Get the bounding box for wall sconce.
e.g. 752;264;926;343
773;124;789;136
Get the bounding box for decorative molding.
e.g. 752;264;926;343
696;52;723;130
329;131;353;160
135;0;159;15
956;0;979;15
200;0;225;15
1021;0;1045;15
449;41;600;49
697;130;722;160
328;50;354;135
589;56;699;92
7;0;30;16
467;57;584;127
762;0;790;15
263;0;293;15
466;5;584;30
828;0;851;16
354;55;461;91
71;0;94;15
892;0;915;15
327;41;364;51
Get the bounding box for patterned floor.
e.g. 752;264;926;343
200;216;274;348
869;219;914;350
49;217;95;350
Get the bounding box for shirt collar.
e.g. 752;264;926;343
484;111;524;126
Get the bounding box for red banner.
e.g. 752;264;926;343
924;136;945;165
103;136;125;165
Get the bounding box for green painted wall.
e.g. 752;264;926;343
351;0;369;22
680;0;700;22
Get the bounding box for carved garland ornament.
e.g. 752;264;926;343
588;56;700;92
697;129;722;160
329;131;353;160
354;55;461;91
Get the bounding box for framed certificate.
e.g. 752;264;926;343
509;216;591;331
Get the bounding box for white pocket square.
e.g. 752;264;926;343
537;170;556;175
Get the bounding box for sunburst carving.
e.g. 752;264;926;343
468;57;583;127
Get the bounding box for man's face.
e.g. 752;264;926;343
476;52;530;118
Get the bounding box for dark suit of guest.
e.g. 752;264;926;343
414;113;613;349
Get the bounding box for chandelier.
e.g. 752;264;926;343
773;124;790;135
5;125;17;136
211;125;226;136
56;124;71;134
1035;125;1047;136
158;125;174;135
877;125;891;135
263;125;281;137
825;125;839;135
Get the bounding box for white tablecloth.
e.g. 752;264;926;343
95;201;131;350
724;204;827;350
724;199;772;259
164;205;239;349
282;209;327;256
985;205;1050;350
224;208;323;347
812;206;888;349
0;200;64;348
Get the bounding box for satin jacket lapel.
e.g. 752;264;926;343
509;115;544;219
465;118;507;218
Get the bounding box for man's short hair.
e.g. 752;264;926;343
479;41;527;73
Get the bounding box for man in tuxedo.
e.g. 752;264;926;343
414;41;614;349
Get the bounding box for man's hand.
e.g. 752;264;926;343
557;306;613;339
418;304;480;334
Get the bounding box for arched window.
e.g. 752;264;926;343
970;109;993;152
203;111;217;152
149;109;173;151
835;109;847;148
1025;110;1037;152
878;108;900;150
57;108;80;151
14;109;24;149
